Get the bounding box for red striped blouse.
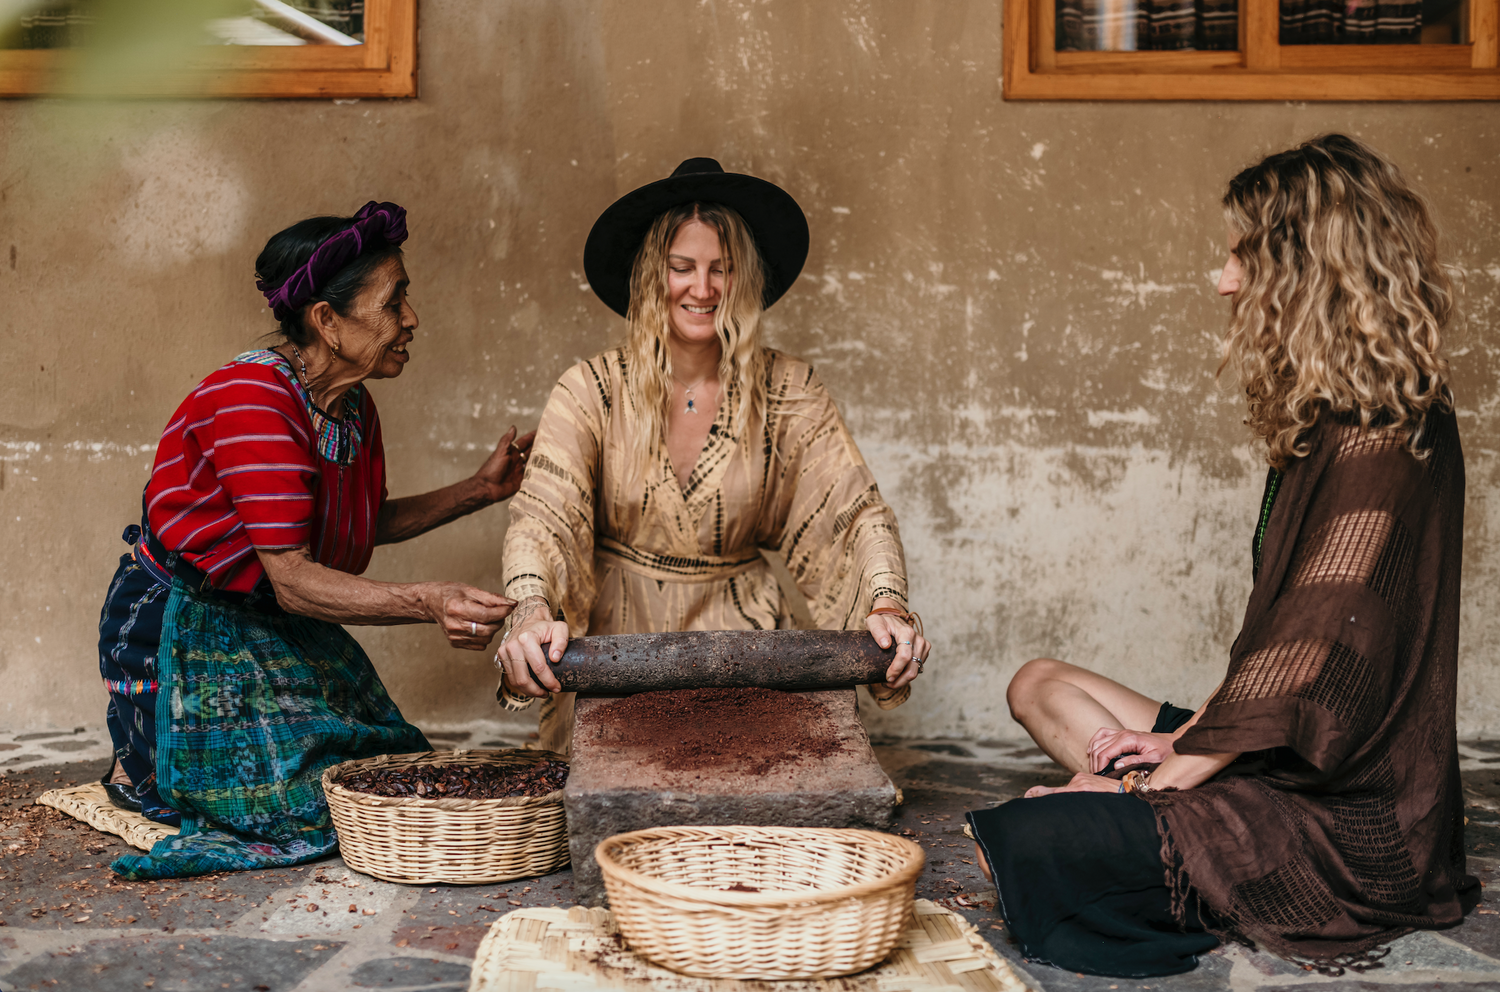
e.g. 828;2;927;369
144;351;387;593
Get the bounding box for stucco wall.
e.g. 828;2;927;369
2;0;1497;740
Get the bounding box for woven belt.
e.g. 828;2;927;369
123;522;213;592
595;536;764;584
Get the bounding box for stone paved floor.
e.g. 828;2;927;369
2;730;1499;991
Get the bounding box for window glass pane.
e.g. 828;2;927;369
1279;0;1469;43
1057;0;1238;51
1;0;364;49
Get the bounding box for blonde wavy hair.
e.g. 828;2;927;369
1218;133;1454;468
623;202;769;479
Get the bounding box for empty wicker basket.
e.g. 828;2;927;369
596;825;924;980
323;749;568;885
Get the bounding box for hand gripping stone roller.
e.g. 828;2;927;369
544;629;898;694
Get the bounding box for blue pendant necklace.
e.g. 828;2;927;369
673;373;711;414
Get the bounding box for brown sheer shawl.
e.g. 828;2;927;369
1145;409;1478;965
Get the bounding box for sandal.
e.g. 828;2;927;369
101;760;143;814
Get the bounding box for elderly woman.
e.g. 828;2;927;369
969;135;1478;976
98;201;534;879
494;158;927;752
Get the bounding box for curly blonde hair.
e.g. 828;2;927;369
1219;133;1454;468
622;202;769;479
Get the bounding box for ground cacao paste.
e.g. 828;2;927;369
586;687;844;775
340;760;568;799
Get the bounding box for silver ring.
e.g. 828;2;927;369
899;640;911;645
469;621;478;635
915;656;926;672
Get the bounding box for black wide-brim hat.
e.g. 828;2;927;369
583;157;810;318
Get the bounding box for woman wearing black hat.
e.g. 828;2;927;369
493;159;928;751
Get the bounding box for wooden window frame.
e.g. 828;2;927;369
1003;0;1500;99
0;0;416;99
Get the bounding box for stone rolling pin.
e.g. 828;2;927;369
540;629;900;694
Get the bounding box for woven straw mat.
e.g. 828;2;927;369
36;782;179;852
469;899;1032;992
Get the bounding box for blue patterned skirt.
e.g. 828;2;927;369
100;548;428;879
98;551;179;825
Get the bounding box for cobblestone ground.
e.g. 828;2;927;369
1;728;1498;991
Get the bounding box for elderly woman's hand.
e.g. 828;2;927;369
865;597;929;690
474;427;536;504
495;596;568;697
419;582;516;650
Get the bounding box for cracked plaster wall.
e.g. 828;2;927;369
1;0;1498;740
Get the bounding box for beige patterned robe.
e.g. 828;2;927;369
502;347;911;752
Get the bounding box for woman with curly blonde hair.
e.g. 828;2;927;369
1220;133;1453;468
494;159;927;752
972;134;1477;977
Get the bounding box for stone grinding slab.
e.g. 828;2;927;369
563;688;898;905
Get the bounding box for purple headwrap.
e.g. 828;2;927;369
256;200;409;323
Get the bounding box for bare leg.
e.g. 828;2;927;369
974;842;991;882
1006;658;1162;774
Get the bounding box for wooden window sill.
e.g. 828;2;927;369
0;0;416;99
1006;0;1500;99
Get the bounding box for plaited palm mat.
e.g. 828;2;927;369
36;783;179;852
469;900;1032;992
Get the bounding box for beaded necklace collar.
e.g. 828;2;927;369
1252;466;1284;579
234;350;364;466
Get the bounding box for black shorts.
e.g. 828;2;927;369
1154;700;1196;734
964;700;1217;977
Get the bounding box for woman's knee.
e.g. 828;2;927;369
1007;657;1070;720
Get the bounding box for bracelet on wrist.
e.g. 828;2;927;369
1119;769;1154;794
506;598;550;633
497;677;538;711
867;606;923;638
